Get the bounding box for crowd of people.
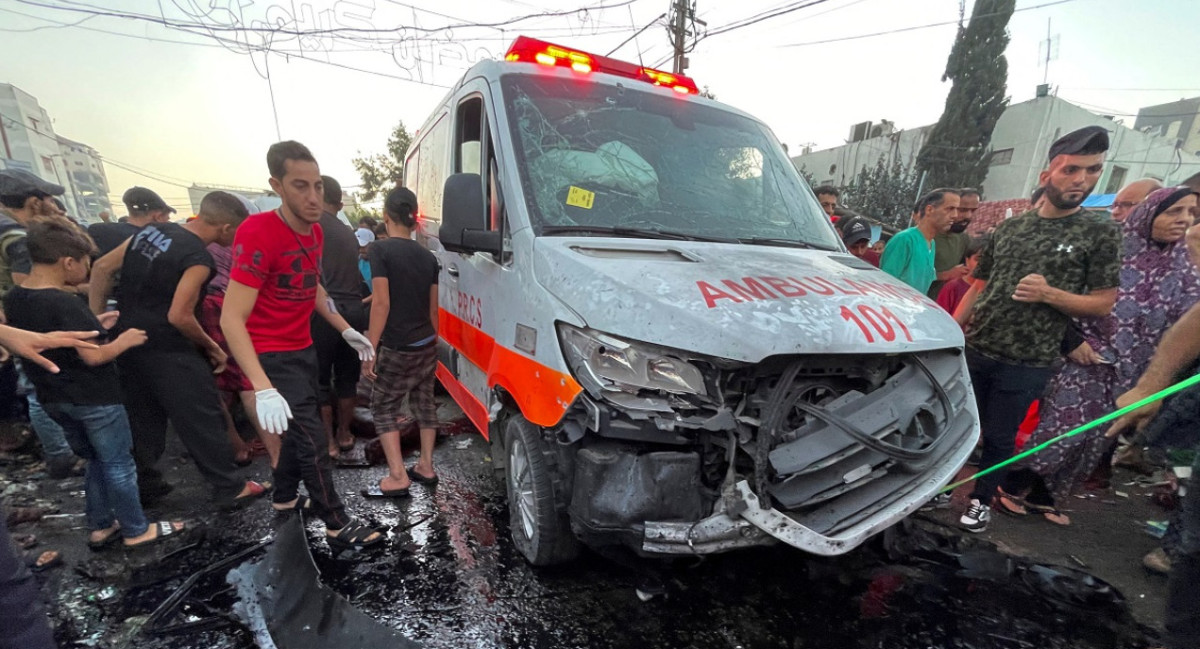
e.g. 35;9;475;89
2;125;1200;647
828;126;1200;648
0;141;446;648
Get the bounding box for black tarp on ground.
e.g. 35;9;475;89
228;515;420;649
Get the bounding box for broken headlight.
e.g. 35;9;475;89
557;324;707;397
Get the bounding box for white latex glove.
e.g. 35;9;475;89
341;329;375;362
255;388;293;435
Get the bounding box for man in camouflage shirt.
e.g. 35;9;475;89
953;125;1122;533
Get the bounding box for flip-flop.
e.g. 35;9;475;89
87;527;122;551
124;521;186;551
27;549;62;572
361;485;410;499
222;480;272;511
406;466;439;487
994;490;1028;517
271;494;313;513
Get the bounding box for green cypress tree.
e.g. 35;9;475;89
916;0;1015;189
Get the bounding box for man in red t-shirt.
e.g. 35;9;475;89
221;141;382;551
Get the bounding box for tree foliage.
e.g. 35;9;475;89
840;156;921;231
352;121;414;202
915;0;1015;189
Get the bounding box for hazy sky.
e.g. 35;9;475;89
2;0;1197;213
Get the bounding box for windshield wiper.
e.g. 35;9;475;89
737;237;838;251
541;225;737;243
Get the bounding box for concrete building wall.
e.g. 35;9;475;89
1134;97;1200;157
0;83;82;218
58;137;111;223
791;96;1200;203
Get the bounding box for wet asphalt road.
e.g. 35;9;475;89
24;403;1160;649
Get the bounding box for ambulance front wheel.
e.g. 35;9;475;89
504;415;581;566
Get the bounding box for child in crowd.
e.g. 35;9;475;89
3;218;184;549
936;236;987;315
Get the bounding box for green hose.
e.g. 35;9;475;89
940;372;1200;494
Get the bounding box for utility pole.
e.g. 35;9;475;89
669;0;690;74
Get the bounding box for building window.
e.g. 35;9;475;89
41;156;54;174
29;118;39;131
989;148;1014;166
1104;165;1128;194
828;164;837;175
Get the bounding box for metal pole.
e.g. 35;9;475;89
671;0;688;74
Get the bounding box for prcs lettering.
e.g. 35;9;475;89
455;290;483;328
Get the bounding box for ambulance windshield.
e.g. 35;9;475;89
501;74;841;249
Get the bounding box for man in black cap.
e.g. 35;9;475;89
0;169;83;478
952;125;1122;532
840;216;880;267
88;187;176;257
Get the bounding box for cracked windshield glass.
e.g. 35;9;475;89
503;75;840;248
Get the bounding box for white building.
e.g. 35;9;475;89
187;184;277;217
792;94;1200;202
0;83;83;218
58;136;112;223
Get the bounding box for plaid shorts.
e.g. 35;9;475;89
199;294;253;393
371;344;439;432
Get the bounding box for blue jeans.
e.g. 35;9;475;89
41;403;149;538
14;362;72;461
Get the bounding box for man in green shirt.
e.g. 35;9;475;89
879;188;959;294
953;126;1121;533
928;188;979;298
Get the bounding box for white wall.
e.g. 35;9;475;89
791;96;1200;202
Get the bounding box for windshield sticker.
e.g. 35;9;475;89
565;186;595;209
696;276;927;309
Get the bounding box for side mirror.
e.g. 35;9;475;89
441;173;502;255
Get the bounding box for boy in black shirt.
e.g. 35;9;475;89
89;192;268;509
4;218;184;549
362;187;441;498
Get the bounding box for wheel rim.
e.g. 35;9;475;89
508;436;537;540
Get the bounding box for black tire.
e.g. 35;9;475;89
504;416;580;566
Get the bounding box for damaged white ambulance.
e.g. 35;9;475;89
405;36;979;565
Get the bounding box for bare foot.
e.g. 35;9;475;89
88;524;120;545
410;463;436;481
124;521;185;547
380;474;412;492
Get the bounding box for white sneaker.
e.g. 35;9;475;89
959;498;991;533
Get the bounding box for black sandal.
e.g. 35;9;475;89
361;485;410;499
271;494;312;513
327;518;385;551
406;466;439;487
124;521;186;551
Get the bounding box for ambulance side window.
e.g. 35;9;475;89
455;95;509;260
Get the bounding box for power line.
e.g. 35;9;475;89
776;0;1077;48
705;0;834;39
14;0;643;37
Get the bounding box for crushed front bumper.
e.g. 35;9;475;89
643;350;979;556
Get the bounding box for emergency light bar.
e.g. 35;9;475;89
504;36;700;95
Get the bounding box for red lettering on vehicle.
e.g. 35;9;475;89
759;276;807;298
789;276;834;295
722;278;778;302
841;304;915;343
697;281;742;308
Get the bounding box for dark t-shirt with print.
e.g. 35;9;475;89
368;238;439;348
88;222;141;257
3;286;121;405
966;209;1121;366
115;222;214;353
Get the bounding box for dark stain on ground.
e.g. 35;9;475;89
10;400;1162;649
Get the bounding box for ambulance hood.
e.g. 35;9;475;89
532;237;963;363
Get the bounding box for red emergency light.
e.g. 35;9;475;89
504;36;700;96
